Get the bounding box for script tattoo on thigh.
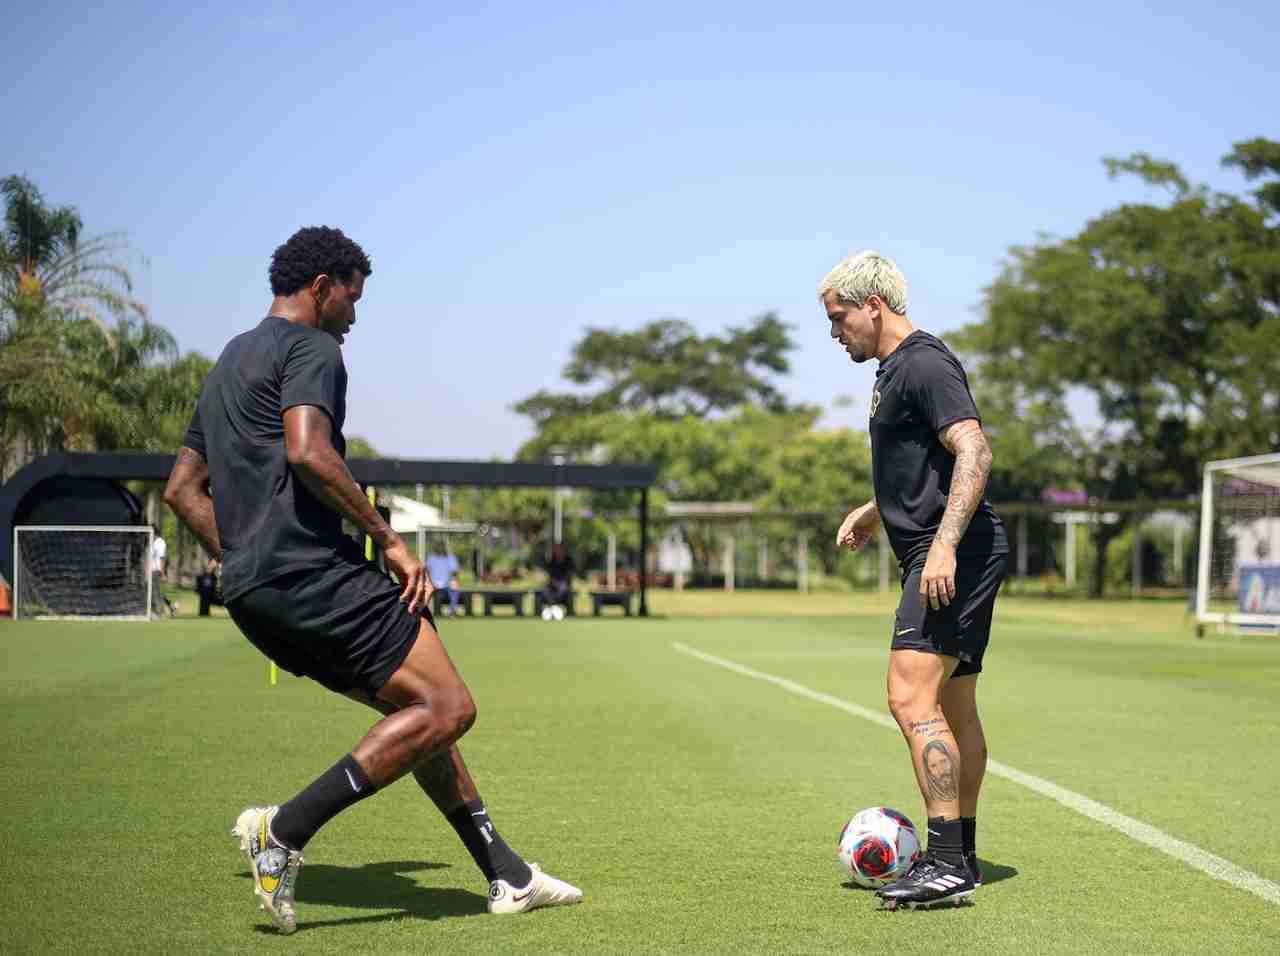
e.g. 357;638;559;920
922;740;959;802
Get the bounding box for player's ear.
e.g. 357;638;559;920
310;274;333;307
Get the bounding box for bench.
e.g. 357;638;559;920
533;589;578;617
591;590;634;616
431;588;476;617
480;590;527;616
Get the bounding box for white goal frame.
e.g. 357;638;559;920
12;525;154;621
1195;453;1280;631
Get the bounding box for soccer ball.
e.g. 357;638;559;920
835;807;921;888
541;606;555;621
551;604;566;621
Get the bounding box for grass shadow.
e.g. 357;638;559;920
240;860;488;932
975;858;1018;885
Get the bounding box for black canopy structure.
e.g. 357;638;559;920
0;452;658;615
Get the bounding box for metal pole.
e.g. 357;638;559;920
723;532;735;592
1134;518;1144;595
639;488;649;616
607;530;617;590
797;531;809;593
1065;516;1076;589
1173;519;1184;587
1195;468;1214;622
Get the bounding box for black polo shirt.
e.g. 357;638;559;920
869;331;1007;570
183;316;349;602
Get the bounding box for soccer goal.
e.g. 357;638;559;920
1196;454;1280;634
12;526;154;621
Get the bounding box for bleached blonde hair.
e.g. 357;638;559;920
817;250;908;314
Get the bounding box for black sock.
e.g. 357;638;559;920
445;799;532;887
271;754;377;850
962;817;976;858
927;816;965;867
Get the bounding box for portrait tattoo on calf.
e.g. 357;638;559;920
921;739;959;802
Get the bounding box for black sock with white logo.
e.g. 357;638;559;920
271;754;377;850
962;817;976;858
926;816;965;867
445;799;532;887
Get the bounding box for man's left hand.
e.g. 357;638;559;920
920;539;957;610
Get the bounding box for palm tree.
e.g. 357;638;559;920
1;175;147;332
0;176;182;475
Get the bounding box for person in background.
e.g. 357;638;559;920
150;527;178;618
426;542;462;616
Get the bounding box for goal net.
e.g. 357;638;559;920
13;526;153;621
1196;454;1280;632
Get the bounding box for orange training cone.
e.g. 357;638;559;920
0;581;12;617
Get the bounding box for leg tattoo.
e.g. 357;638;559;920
921;740;960;803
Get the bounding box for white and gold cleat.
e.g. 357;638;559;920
230;806;304;934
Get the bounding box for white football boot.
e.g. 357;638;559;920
487;863;583;914
230;806;304;934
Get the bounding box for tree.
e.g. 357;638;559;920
513;313;805;427
952;139;1280;595
1;175;146;332
0;176;209;473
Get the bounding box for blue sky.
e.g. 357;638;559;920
7;1;1276;459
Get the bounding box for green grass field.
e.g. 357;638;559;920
3;592;1279;954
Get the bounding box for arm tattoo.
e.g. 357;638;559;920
921;740;959;802
936;420;993;549
165;446;221;558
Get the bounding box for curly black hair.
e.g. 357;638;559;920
268;226;372;296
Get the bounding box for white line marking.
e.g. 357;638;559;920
672;641;1280;907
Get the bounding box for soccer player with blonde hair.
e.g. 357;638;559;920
821;250;1009;909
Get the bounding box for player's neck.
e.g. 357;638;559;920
876;315;916;362
267;293;319;329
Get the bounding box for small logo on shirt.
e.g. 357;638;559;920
869;389;882;418
896;627;916;637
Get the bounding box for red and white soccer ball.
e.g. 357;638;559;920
836;807;921;888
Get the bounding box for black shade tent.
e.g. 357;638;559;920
0;452;659;615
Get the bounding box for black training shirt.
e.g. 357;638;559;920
184;316;349;602
868;331;1007;570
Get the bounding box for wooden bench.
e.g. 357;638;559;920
533;589;578;617
480;590;527;616
591;589;634;616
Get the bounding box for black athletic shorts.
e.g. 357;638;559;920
891;552;1008;676
227;553;428;695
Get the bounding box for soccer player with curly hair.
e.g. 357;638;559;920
164;226;581;934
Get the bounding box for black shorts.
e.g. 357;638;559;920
227;555;428;695
891;552;1008;676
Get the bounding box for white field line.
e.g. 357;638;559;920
672;641;1280;907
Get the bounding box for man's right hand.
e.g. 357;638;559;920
836;501;881;552
382;538;433;615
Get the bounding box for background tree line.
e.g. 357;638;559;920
6;138;1276;594
505;138;1278;593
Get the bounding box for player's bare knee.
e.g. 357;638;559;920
443;687;477;741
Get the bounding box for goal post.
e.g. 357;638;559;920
1196;453;1280;632
12;525;154;621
